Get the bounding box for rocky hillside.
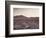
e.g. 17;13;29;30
14;15;39;30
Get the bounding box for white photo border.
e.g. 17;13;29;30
10;5;43;35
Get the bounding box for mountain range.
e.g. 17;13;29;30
14;15;39;30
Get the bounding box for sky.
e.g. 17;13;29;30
13;8;39;17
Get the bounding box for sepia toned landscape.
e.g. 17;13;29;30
14;15;39;30
13;8;39;30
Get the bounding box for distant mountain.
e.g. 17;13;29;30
13;15;39;30
14;15;27;18
14;15;28;20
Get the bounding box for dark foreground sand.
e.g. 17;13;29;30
14;15;39;30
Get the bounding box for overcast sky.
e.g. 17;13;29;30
13;8;39;17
